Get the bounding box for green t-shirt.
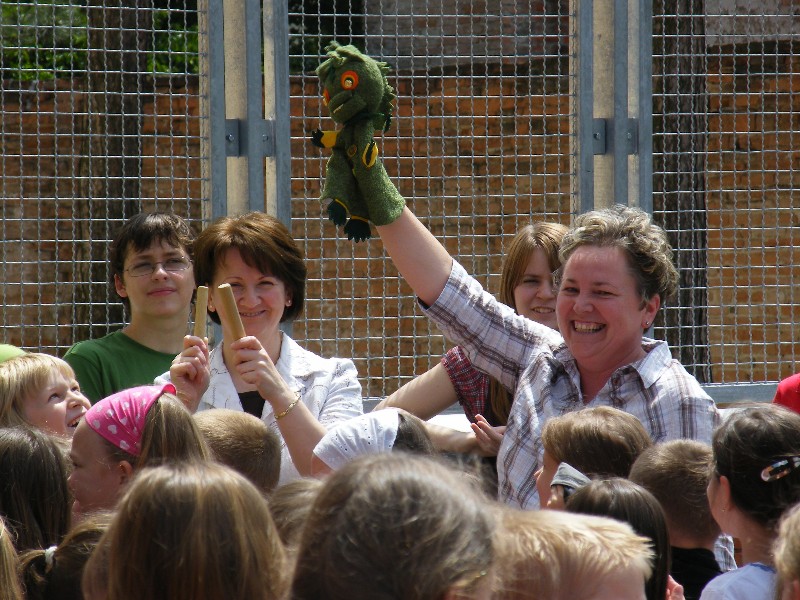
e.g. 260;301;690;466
64;330;176;403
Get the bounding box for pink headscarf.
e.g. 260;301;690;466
85;383;176;456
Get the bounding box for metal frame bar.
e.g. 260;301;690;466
208;0;227;220
613;0;629;204
637;0;653;213
244;0;266;212
578;0;595;214
264;0;292;226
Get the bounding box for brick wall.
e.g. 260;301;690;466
1;53;798;390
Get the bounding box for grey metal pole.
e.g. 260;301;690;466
613;0;629;206
636;0;653;214
263;0;292;227
206;0;228;220
575;0;596;215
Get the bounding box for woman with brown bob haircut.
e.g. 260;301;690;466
168;212;363;484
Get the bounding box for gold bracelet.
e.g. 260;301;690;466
275;393;301;420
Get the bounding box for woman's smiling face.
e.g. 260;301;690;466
556;245;659;377
209;248;292;343
513;248;558;331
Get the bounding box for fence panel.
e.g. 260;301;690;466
0;0;208;353
288;0;575;397
2;1;798;401
652;1;800;397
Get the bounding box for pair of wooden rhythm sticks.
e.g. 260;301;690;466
192;284;245;343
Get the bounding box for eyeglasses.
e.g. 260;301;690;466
760;456;800;483
125;257;192;277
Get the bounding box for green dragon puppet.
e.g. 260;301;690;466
312;42;405;241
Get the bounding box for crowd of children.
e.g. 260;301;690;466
1;200;800;599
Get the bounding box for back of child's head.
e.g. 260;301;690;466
775;502;800;600
0;353;74;429
311;408;434;473
18;512;111;600
101;461;287;600
493;507;653;600
194;409;281;495
0;426;70;552
268;478;324;562
291;453;494;600
629;439;720;547
566;477;669;600
712;404;800;529
86;384;209;470
394;410;436;454
542;406;653;478
0;517;22;600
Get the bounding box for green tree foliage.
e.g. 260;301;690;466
1;0;362;80
0;0;199;80
0;1;88;80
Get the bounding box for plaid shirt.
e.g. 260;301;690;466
441;346;501;426
425;261;720;509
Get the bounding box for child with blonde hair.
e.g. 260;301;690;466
0;353;90;437
493;507;654;599
0;517;22;600
194;409;282;496
775;502;800;600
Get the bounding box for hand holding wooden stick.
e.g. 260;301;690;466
193;286;208;338
215;283;246;344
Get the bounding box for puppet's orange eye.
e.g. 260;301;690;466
322;89;330;105
340;71;359;90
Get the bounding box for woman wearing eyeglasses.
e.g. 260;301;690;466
65;212;197;403
167;212;363;484
701;404;800;600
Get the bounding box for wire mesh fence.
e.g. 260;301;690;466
0;0;207;354
1;0;798;400
289;0;574;397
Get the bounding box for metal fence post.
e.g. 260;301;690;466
574;0;652;212
263;0;292;227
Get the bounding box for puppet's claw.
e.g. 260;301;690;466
326;199;349;226
344;217;372;242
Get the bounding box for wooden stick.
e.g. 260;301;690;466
216;283;246;343
193;286;208;338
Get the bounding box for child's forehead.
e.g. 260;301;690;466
43;361;75;384
126;238;187;258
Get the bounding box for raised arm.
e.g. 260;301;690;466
373;207;453;307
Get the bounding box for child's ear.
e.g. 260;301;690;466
116;460;134;485
715;474;735;517
114;273;128;298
